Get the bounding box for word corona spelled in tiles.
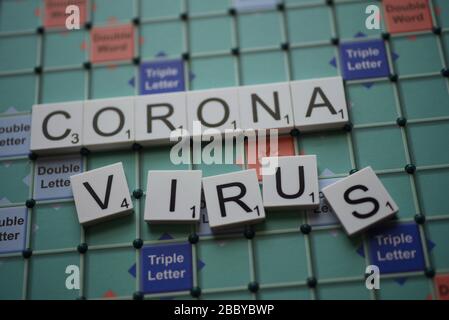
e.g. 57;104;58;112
30;76;348;153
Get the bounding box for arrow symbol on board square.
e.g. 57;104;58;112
0;197;11;205
320;168;335;177
159;233;174;240
427;239;436;252
356;245;365;258
2;161;12;168
362;82;374;89
394;277;408;285
128;263;136;278
103;290;117;298
107;16;118;25
189;71;196;82
198;259;206;271
217;241;227;247
156;51;167;58
4;107;18;115
392;52;400;61
329;230;339;238
22;174;30;187
354;31;367;38
128;77;135;88
329;57;337;68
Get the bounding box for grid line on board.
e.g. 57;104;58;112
229;0;257;301
280;0;318;300
328;0;379;301
0;0;447;39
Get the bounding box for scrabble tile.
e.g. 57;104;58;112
262;155;319;209
383;0;433;34
144;170;202;223
239;82;294;133
368;223;425;274
339;40;390;81
70;162;133;226
322;166;399;236
90;24;134;63
135;92;187;146
30;101;83;154
291;77;349;132
197;190;244;236
139;59;185;95
83;97;134;150
202;169;265;229
187;87;240;136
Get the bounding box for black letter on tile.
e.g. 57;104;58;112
93;107;125;137
169;179;177;212
251;92;280;122
197;98;230;128
306;87;337;117
147;104;175;133
276;166;305;199
42;111;71;140
344;184;379;219
83;175;113;210
216;182;251;218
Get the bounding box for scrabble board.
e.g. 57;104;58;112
1;0;449;301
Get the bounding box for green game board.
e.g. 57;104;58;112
0;0;449;300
